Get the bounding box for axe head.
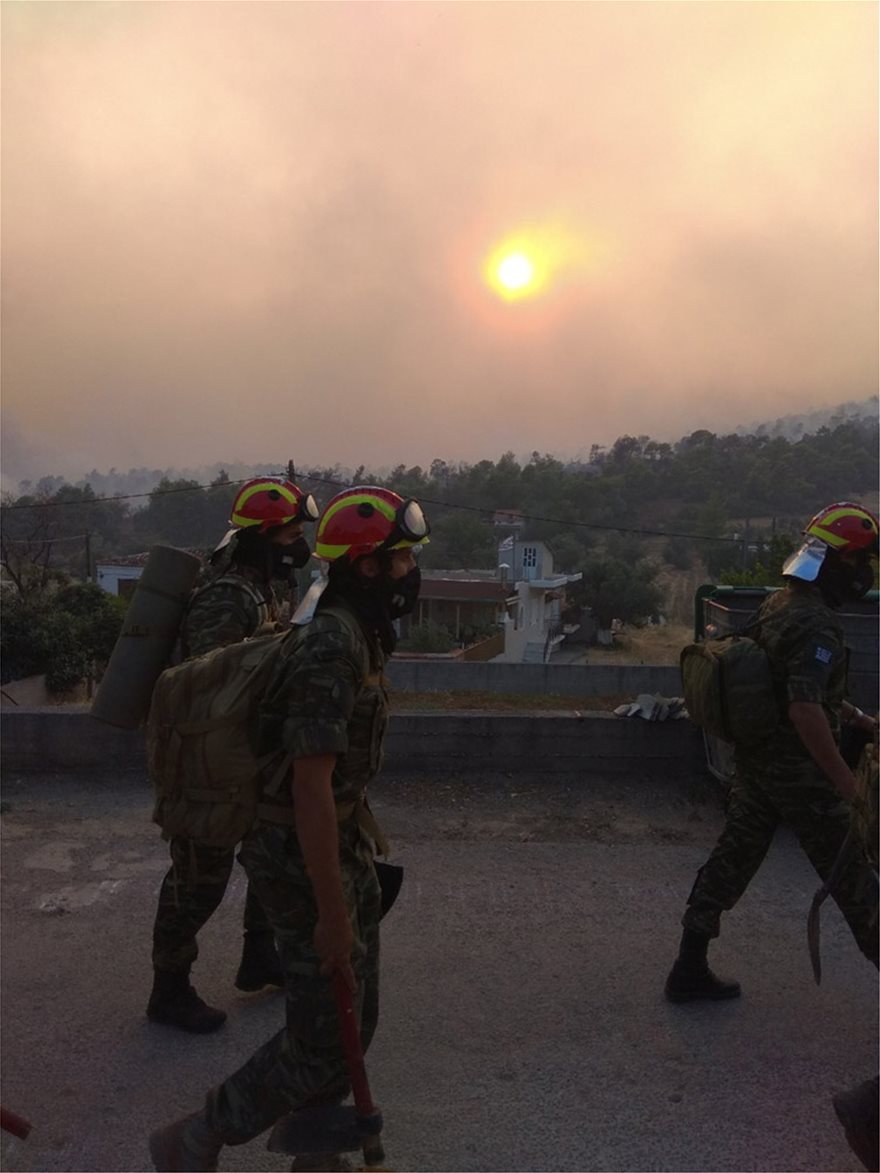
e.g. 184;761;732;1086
267;1103;363;1154
375;862;403;919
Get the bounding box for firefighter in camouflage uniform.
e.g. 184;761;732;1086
149;486;429;1172
147;477;319;1034
666;502;879;1004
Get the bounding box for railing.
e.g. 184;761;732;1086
543;622;565;663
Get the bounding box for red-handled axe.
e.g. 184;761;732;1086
267;973;387;1170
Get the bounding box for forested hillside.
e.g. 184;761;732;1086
2;415;876;683
3;417;876;588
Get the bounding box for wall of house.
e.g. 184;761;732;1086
494;581;554;661
497;615;527;663
498;538;555;584
95;565;143;597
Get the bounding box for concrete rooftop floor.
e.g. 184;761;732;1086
1;769;876;1173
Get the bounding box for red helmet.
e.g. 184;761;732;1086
783;501;879;581
804;502;879;553
230;478;319;533
315;486;430;563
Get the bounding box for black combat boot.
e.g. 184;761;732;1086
833;1075;879;1172
149;1109;225;1172
147;970;227;1033
289;1156;354;1172
234;930;284;992
664;929;742;1003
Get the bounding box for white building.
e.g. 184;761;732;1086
495;538;582;663
95;553;150;598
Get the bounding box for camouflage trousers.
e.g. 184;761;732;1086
683;758;879;966
152;837;273;974
204;816;381;1144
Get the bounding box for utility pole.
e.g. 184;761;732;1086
741;518;751;571
84;531;92;582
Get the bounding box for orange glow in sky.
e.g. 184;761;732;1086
1;1;876;480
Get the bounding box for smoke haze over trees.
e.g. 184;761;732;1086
2;412;876;685
3;413;876;581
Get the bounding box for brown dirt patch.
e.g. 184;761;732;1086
585;621;692;666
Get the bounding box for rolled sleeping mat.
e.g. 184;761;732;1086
91;545;202;730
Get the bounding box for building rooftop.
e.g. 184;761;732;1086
420;576;516;602
96;550;204;567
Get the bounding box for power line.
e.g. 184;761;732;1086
0;469;752;545
0;477;258;508
1;532;91;546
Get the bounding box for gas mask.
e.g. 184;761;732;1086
817;552;875;608
271;537;311;582
384;566;422;619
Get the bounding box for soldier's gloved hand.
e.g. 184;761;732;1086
314;914;356;993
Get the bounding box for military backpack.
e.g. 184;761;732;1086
147;605;365;848
680;632;780;746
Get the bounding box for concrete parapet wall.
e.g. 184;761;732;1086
386;660;682;697
384;712;703;777
1;708;704;779
2;709;143;775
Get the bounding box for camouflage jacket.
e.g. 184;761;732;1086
179;566;279;660
256;600;389;808
738;583;847;772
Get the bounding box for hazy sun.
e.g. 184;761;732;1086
497;252;534;291
484;224;596;303
485;235;549;302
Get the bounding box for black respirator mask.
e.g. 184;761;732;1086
271;537;312;582
818;551;875;608
383;565;422;619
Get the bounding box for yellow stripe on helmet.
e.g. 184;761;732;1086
237;481;298;509
314;540;352;560
807;506;878;548
232;480;299;528
315;490;429;560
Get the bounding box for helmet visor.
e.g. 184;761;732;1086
782;537;827;582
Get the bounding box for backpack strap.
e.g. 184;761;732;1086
186;573;274;629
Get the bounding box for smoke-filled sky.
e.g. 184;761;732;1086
2;1;877;486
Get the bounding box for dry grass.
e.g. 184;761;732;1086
584;621;692;666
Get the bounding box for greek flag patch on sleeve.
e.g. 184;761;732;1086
814;646;833;665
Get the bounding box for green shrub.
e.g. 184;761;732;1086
1;580;126;692
398;621;457;653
